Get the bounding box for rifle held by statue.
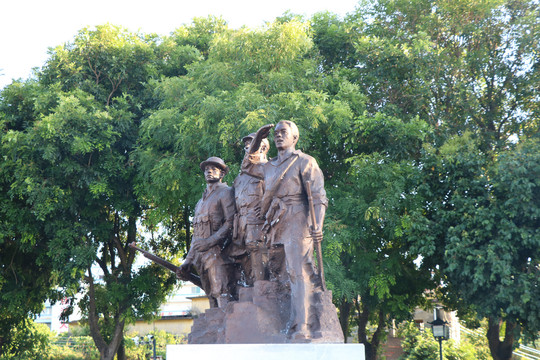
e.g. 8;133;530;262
128;242;202;288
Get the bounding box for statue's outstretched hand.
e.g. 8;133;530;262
249;124;274;154
257;124;274;138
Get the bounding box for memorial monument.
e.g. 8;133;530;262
180;121;344;344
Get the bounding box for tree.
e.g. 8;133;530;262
336;0;538;147
135;18;323;251
408;134;540;359
0;80;61;356
0;25;186;360
312;0;539;357
322;113;435;358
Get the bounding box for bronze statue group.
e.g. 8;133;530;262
177;121;329;342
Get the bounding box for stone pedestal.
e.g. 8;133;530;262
167;344;365;360
188;280;344;344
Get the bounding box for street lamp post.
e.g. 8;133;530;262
429;313;450;360
152;335;157;360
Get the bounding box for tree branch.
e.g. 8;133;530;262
370;310;385;354
108;240;116;276
87;58;101;85
111;212;128;273
184;204;192;252
106;76;123;106
96;256;110;278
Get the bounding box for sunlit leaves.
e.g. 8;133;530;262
343;0;539;148
411;134;540;343
41;24;159;107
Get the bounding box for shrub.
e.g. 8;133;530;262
398;321;488;360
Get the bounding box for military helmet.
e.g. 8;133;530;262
241;132;270;151
199;156;229;175
242;132;257;143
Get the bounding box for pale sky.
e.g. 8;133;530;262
0;0;359;89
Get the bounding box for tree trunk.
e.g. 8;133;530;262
369;311;385;359
338;297;352;343
86;267;126;360
355;299;386;360
97;320;125;360
356;300;375;360
487;317;516;360
117;340;126;360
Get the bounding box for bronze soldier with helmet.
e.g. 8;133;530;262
229;133;270;286
178;157;236;308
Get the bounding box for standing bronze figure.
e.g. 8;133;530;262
229;133;270;286
248;121;328;340
177;157;236;308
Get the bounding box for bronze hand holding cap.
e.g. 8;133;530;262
248;124;274;154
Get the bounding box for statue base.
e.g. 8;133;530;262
167;344;365;360
188;280;344;344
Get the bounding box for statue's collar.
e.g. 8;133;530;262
271;150;301;166
204;181;225;198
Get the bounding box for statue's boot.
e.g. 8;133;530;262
217;295;230;308
290;324;311;342
250;249;266;282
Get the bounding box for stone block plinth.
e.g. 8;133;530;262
167;343;365;360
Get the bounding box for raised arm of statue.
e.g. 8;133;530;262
241;124;274;178
248;124;274;155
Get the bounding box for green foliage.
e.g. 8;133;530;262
311;1;538;355
409;135;540;345
399;323;440;360
49;334;99;360
321;112;436;357
461;324;492;360
154;38;203;78
399;322;489;360
343;0;539;147
135;18;332;224
311;11;357;70
41;24;160;108
125;330;185;359
171;16;230;59
1;24;178;358
328;115;432;290
1;1;538;358
1;322;103;360
0;321;53;360
0;80;62;354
